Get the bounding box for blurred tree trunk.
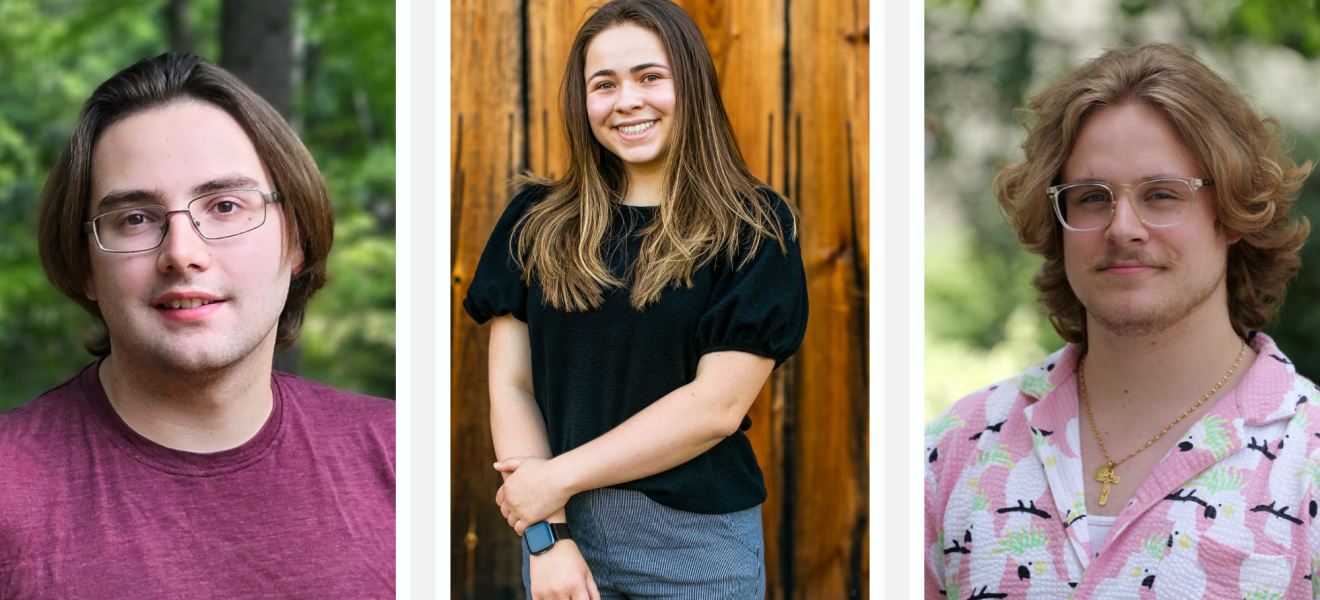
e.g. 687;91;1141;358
220;0;294;117
164;0;192;53
219;0;300;373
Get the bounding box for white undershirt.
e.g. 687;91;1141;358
1089;514;1117;556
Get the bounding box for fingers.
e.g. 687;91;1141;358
515;519;528;536
495;485;505;507
494;456;525;472
508;511;519;529
586;574;601;600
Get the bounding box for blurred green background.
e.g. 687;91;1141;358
926;0;1320;422
0;0;395;410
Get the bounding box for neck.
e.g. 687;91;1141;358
98;346;276;453
622;163;665;206
1081;299;1254;415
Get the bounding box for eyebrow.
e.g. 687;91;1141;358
587;62;670;82
1060;173;1195;185
94;175;262;213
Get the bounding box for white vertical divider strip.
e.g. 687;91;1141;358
904;0;927;594
433;0;452;596
870;0;890;594
395;0;414;596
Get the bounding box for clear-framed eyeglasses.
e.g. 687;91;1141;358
1046;177;1212;232
84;189;281;253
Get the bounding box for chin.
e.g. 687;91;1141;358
617;149;661;166
118;329;274;376
147;344;249;375
1084;295;1201;337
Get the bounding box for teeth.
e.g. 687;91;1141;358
163;298;213;309
618;121;655;134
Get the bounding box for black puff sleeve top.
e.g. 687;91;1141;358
463;184;809;514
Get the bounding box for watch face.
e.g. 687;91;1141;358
525;522;555;554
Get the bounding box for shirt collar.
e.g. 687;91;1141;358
1018;331;1302;426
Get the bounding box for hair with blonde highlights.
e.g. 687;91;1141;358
38;52;334;356
514;0;796;312
993;43;1311;346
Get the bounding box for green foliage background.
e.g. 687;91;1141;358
926;0;1320;422
0;0;395;410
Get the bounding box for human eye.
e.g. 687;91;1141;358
1141;185;1185;202
108;208;162;235
641;73;661;83
199;192;254;220
592;80;615;91
1065;185;1111;208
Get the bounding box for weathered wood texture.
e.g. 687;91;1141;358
452;1;868;597
451;1;526;599
787;0;870;597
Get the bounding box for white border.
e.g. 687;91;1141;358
905;0;927;595
872;0;893;595
434;0;453;596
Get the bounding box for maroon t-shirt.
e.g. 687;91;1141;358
0;362;395;599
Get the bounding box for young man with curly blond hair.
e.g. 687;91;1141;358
926;44;1318;599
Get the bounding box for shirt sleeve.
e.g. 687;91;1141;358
461;185;545;324
692;191;808;369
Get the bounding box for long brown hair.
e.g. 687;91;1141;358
994;43;1311;346
515;0;796;312
38;52;335;356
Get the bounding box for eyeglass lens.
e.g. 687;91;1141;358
93;190;269;252
1056;179;1195;230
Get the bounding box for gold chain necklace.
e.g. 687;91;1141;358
1079;339;1246;506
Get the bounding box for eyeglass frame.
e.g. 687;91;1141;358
1045;177;1213;232
83;189;282;253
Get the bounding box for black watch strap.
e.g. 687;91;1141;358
551;522;573;542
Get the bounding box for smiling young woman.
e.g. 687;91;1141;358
461;0;808;598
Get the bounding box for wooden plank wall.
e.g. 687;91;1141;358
451;1;869;598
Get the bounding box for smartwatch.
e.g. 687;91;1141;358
525;521;573;556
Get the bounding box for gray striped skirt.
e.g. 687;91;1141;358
521;487;765;599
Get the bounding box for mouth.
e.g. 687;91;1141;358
1101;264;1160;276
153;292;226;322
1093;253;1172;274
157;298;222;310
615;120;657;136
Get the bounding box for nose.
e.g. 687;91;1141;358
616;81;644;113
156;210;211;273
1104;188;1149;247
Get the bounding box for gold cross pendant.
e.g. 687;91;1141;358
1094;464;1119;506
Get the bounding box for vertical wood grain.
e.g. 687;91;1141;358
526;0;597;179
451;0;525;598
788;0;871;597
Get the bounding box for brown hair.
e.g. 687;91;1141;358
993;43;1311;346
515;0;796;311
38;52;334;356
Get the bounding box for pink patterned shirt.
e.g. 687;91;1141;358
926;332;1320;600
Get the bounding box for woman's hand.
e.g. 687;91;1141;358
495;457;574;535
530;540;601;600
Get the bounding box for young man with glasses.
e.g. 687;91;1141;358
0;54;394;597
926;44;1318;598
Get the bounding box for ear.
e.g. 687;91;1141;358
84;274;97;302
291;243;305;276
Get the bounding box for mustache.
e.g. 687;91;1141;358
1088;251;1177;271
